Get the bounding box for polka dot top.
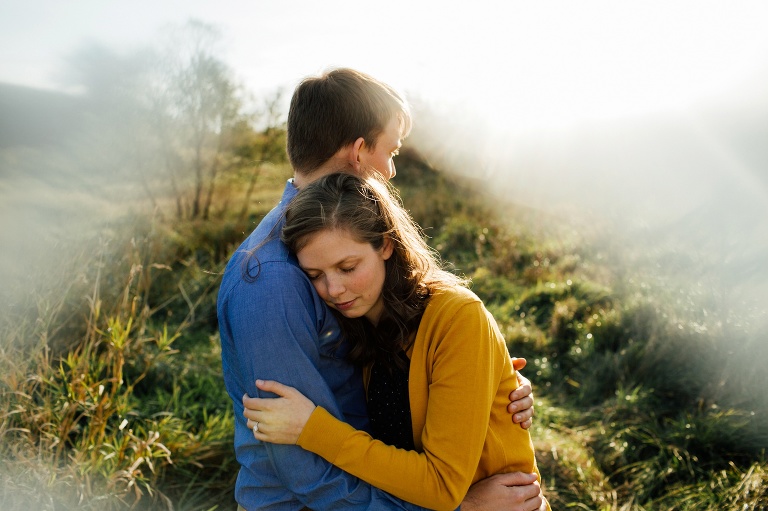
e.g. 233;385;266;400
367;351;415;451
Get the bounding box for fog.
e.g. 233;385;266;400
3;52;768;336
1;3;767;361
1;6;767;510
410;75;768;349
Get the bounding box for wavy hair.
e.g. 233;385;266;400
282;172;465;367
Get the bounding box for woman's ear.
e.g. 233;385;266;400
381;236;394;260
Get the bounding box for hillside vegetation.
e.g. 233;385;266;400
1;146;766;509
1;24;766;506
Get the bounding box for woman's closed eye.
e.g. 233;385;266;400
304;267;354;279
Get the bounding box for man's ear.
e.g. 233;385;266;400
349;136;366;172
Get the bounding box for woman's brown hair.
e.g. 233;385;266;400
282;172;464;367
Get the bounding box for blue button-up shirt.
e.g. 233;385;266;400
218;181;429;510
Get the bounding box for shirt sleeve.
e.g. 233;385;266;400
296;300;505;511
221;261;432;511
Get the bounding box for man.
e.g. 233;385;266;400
218;68;543;510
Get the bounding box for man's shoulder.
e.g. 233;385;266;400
218;203;301;302
219;244;305;301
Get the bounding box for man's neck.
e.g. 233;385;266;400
291;171;319;189
292;148;357;189
293;164;355;189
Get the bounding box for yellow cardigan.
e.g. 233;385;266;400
296;286;543;511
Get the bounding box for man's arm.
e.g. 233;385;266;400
221;263;430;510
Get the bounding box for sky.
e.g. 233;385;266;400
2;0;768;325
2;0;768;132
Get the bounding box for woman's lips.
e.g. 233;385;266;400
334;299;356;311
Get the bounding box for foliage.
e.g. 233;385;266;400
62;20;287;223
2;90;766;510
0;215;236;509
393;158;767;510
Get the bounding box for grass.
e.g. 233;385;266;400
0;159;291;508
0;224;234;509
1;152;766;510
399;159;767;510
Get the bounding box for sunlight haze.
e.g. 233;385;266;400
2;4;768;507
2;0;767;324
1;1;767;131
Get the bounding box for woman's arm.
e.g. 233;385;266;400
242;359;534;443
244;299;529;511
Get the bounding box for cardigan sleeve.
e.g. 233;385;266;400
296;299;504;511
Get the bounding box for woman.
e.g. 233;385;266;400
243;173;548;511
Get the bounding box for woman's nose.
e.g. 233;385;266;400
326;276;345;298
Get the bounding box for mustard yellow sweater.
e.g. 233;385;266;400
296;286;543;511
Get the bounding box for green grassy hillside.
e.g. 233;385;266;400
397;153;768;509
1;145;766;510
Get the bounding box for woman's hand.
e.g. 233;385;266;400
242;379;317;444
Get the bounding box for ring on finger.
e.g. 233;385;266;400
252;422;259;434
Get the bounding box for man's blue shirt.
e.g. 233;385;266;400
218;180;429;510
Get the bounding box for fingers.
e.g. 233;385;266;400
242;380;298;415
511;357;527;371
508;401;534;425
509;383;533;409
487;471;538;487
246;418;268;441
525;495;544;511
491;473;541;510
506;476;541;511
515;372;532;391
508;395;533;414
242;393;274;415
242;404;263;422
511;478;541;506
507;394;533;416
256;379;296;398
512;408;534;426
241;386;282;422
463;472;542;511
243;393;266;409
520;417;533;430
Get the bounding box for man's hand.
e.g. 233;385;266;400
461;472;545;511
510;358;535;429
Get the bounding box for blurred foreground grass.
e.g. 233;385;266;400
1;155;766;510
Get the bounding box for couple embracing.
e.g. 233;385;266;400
218;68;549;511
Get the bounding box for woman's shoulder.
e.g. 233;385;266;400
427;285;482;313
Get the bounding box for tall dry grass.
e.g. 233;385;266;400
0;216;239;510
